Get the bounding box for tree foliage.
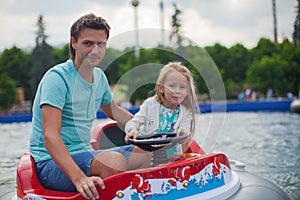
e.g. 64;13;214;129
0;37;299;109
29;15;56;99
170;3;183;48
0;73;17;113
246;55;289;95
1;16;300;111
293;0;300;46
0;46;31;98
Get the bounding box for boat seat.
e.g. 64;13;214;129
91;122;127;150
16;152;79;199
99;124;127;149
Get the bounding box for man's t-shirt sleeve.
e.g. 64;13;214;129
40;71;66;110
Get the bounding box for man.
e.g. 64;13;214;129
30;13;135;199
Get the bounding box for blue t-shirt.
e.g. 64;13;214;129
30;60;113;162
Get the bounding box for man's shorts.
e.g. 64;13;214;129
35;145;134;192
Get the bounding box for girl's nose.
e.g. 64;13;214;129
173;86;180;93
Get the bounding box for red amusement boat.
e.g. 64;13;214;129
14;121;290;200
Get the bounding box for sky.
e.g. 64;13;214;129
0;0;297;52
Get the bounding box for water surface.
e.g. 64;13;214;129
0;112;299;199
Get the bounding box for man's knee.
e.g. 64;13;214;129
127;147;152;170
91;151;127;178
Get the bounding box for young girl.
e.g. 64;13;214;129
124;62;198;160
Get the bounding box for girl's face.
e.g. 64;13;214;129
160;70;189;109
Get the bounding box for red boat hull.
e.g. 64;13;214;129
16;122;238;200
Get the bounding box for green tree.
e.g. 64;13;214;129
205;43;228;77
0;46;31;98
0;73;17;113
30;15;56;99
293;0;300;46
170;3;183;48
278;38;296;59
251;38;278;59
227;44;252;83
222;44;252;98
270;39;300;95
101;47;135;85
246;55;289;96
52;43;69;63
283;45;300;95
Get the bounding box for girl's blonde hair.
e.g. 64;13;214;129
155;62;198;137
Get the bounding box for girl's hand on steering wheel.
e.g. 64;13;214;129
176;128;189;144
125;128;138;143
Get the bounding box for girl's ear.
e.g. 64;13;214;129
158;84;164;94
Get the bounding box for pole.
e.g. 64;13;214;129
272;0;278;44
160;0;165;46
131;0;140;59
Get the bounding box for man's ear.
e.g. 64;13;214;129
70;37;77;50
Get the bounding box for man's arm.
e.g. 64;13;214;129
42;104;104;199
100;100;133;125
42;105;86;183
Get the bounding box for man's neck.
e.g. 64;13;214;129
74;59;94;84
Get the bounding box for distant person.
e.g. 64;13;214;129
29;13;144;199
251;90;257;101
286;92;294;99
238;91;245;101
245;88;251;100
266;88;273;99
124;62;198;162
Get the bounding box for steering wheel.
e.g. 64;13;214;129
127;132;187;152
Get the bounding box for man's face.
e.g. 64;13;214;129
71;28;107;68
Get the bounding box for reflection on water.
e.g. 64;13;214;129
0;113;299;199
